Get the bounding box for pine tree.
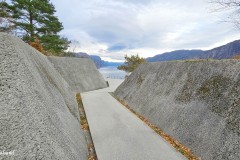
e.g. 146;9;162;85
41;34;70;55
117;54;146;73
0;0;15;32
7;0;69;54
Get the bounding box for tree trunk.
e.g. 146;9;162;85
29;6;34;42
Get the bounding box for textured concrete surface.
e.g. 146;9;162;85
114;60;240;160
82;79;187;160
0;33;90;159
87;78;124;93
48;57;107;92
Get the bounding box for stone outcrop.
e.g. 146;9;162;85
0;33;106;159
114;60;240;160
48;57;107;92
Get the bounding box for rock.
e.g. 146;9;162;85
114;60;240;160
0;33;106;159
48;56;107;92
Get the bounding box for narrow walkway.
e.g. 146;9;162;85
81;79;187;160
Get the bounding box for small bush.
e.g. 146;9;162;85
29;37;47;55
233;54;240;60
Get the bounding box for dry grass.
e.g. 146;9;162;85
112;95;200;160
87;144;97;160
233;54;240;60
80;115;89;131
28;37;47;55
76;93;89;130
76;93;97;160
76;93;82;102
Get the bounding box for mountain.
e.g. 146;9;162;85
90;55;123;68
74;52;123;68
74;52;90;58
89;55;103;68
103;61;123;67
200;40;240;59
147;50;204;62
147;40;240;62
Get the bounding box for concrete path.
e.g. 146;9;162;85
81;79;187;160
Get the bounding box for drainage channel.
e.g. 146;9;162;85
76;93;98;160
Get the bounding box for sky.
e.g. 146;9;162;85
51;0;240;62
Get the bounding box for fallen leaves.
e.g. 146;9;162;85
76;93;98;160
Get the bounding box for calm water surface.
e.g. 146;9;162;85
98;67;128;79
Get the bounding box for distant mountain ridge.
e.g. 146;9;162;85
147;50;204;62
200;40;240;59
74;52;123;68
74;39;240;67
147;40;240;62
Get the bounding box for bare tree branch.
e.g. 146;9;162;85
210;0;240;29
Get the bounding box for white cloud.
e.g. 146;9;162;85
52;0;240;61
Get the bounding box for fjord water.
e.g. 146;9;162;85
98;66;127;79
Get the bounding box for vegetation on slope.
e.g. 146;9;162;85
118;54;146;73
76;93;97;160
233;54;240;59
0;0;70;56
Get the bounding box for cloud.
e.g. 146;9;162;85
52;0;240;61
107;43;128;52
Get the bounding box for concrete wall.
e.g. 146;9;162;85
0;33;106;159
48;57;107;93
114;60;240;160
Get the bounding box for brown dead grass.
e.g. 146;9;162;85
233;54;240;60
87;144;97;160
80;115;89;131
76;93;89;131
28;37;47;55
76;93;97;160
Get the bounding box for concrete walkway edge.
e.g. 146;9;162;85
81;79;187;160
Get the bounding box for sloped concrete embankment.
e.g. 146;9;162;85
48;57;107;93
114;60;240;160
0;33;106;159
